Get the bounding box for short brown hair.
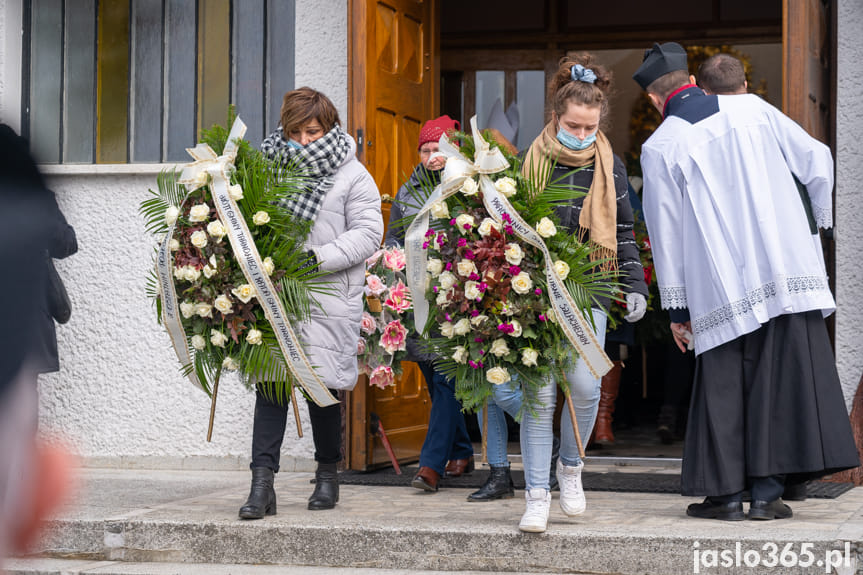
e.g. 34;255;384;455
697;53;746;95
548;54;613;126
279;87;341;134
645;70;691;102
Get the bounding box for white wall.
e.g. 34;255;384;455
835;0;863;409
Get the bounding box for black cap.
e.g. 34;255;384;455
632;42;688;90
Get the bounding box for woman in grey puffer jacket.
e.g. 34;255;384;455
239;87;382;518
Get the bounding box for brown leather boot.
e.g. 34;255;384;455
411;466;440;492
445;456;475;477
593;360;623;445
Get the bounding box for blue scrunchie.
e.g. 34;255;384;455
570;64;597;84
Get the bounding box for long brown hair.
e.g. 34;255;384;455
548;54;613;128
279;87;341;133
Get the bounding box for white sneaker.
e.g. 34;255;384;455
557;459;586;516
519;488;551;532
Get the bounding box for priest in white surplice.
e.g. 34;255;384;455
633;42;858;522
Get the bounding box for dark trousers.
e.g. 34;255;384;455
251;386;342;472
417;361;474;475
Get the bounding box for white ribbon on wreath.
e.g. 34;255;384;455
405;116;612;379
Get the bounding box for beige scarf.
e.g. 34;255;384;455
522;122;617;269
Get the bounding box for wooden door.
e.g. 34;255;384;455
346;0;438;470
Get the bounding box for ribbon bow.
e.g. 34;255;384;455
432;116;511;194
178;124;244;192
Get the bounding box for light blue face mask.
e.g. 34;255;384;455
556;127;597;151
287;139;303;150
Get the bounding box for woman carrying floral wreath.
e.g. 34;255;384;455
492;55;649;532
238;87;383;518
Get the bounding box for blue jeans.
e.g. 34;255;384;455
491;310;607;490
418;362;474;475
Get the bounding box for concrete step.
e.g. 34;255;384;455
15;468;863;574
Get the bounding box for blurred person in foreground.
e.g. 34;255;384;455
634;42;858;521
0;124;75;568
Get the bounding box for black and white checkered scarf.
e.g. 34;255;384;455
261;125;352;222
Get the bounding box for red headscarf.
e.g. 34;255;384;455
417;115;460;150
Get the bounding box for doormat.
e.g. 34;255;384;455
332;467;854;499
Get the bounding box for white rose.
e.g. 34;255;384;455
553;260;570;280
191;335;206;351
252;211;271;226
173;266;184;280
210;329;228;348
490;338;510;357
452;345;468;364
455;213;475;234
500;302;515;316
464;281;482;301
207;220;227;240
521;348;539;367
536;217;557;238
477;217;501;237
222;356;239;371
203;265;217;279
169;238;180;252
231;284;256;304
430;201;450;219
460;177;478;196
470;314;488;327
229;184;244;201
209;254;217;268
246;329;263;345
190;230;208;249
510;319;523;338
195;302;213;318
193;171;209;189
486;366;511;385
165;205;180;226
262;257;275;276
184;266;201;283
504;243;524;265
436;290;450;306
545;308;558;324
456;259;477;278
511;271;533;294
180;301;196;319
214;294;233;315
426;258;443;277
440;321;455;338
453;318;471;336
438;271;457;291
494;176;518;198
189;204;210;223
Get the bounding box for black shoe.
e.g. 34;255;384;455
783;481;808;501
686;498;745;521
467;465;515;501
308;463;339;510
549;435;560;491
239;467;277;520
749;499;792;520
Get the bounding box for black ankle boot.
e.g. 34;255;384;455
239;467;276;519
467;465;515;501
308;462;339;510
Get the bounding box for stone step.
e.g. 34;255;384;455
17;468;863;575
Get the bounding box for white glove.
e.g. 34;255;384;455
623;292;647;323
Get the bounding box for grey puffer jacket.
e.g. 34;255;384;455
297;135;383;390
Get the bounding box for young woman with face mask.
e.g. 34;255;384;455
490;55;649;533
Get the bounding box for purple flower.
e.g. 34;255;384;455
468;272;480;281
445;313;451;321
422;241;429;249
457;238;467;247
445;262;453;271
474;337;484;343
497;323;514;334
478;282;488;292
534;288;542;295
504;225;514;235
450;218;457;226
437;234;446;246
464;249;475;260
470;310;480;317
463;224;472;231
469;360;479;369
433;286;439;293
538;314;547;322
425;229;435;238
478;361;485;368
479;350;485;355
502;213;512;223
509;265;521;275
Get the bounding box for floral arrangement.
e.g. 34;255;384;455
139;115;329;401
407;130;618;414
357;246;415;390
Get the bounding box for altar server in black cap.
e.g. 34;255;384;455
633;42;858;521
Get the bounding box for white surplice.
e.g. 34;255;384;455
641;93;835;354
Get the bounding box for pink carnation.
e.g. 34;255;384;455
360;312;377;335
380;320;408;354
369;365;395;389
383;248;406;271
384;281;412;313
365;274;387;297
357;338;366;354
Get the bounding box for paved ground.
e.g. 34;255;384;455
8;463;863;574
